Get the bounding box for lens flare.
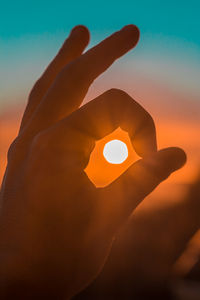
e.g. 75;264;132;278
103;139;128;164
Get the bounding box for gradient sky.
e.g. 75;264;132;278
1;0;200;110
1;1;200;279
0;0;200;187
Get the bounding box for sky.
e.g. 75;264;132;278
1;0;200;109
0;0;200;188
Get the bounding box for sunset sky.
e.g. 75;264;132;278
0;0;200;192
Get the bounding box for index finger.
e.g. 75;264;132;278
50;89;157;159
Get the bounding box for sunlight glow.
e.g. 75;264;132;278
103;139;128;164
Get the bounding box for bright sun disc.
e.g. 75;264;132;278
103;139;128;164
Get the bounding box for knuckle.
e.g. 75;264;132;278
107;88;129;100
105;88;131;107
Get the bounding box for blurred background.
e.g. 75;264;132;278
1;0;199;187
0;0;200;298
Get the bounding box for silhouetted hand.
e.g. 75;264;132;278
76;175;200;300
0;25;186;299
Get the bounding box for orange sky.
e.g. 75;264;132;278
1;77;199;204
1;105;199;192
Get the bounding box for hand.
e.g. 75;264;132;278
76;174;200;299
0;25;186;299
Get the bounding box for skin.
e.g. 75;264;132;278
0;25;186;299
76;176;200;299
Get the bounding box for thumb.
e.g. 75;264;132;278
101;147;186;228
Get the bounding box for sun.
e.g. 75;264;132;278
103;139;128;164
85;127;139;187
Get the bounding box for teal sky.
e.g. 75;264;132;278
0;0;200;110
1;0;200;42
